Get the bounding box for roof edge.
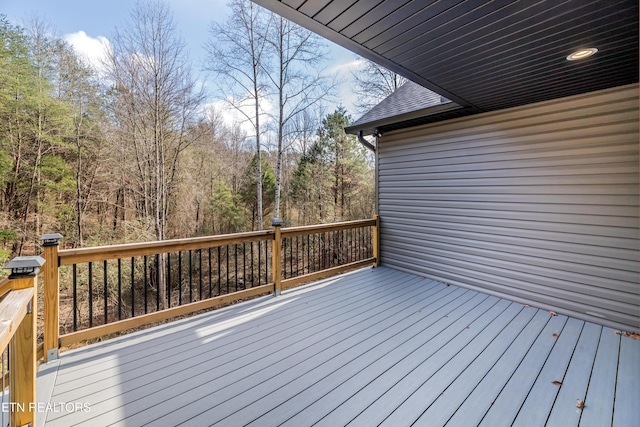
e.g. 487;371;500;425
345;102;463;135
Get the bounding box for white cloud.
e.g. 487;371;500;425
63;31;111;74
329;58;364;74
206;96;274;139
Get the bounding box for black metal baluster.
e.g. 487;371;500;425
265;239;268;284
243;243;246;289
331;231;335;267
156;254;160;311
234;244;238;292
303;234;311;273
167;253;171;308
296;236;304;276
73;264;77;331
189;250;193;303
199;249;203;300
144;256;148;314
251;241;255;287
258;241;261;286
321;233;325;270
226;245;229;293
131;257;135;317
217;246;221;295
310;235;314;272
351;229;354;262
88;262;93;328
103;260;108;324
178;252;183;305
334;230;337;267
318;233;322;270
289;237;293;277
208;248;213;297
117;259;122;320
283;237;287;279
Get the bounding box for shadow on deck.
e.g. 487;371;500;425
37;266;639;426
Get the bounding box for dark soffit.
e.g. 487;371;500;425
252;0;639;122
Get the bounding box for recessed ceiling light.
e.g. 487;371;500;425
566;48;598;61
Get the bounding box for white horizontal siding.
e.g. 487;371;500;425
377;84;640;330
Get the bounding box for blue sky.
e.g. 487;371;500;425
2;0;361;125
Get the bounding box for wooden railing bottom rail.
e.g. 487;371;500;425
281;258;375;290
59;283;274;347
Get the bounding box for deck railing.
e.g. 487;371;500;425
0;262;40;427
39;216;379;361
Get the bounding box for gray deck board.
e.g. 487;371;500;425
478;313;570;426
246;289;477;426
154;278;456;426
545;322;601;427
49;268;424;425
511;317;584;426
35;266;640;427
613;333;640;426
53;268;403;399
576;327;619;427
411;305;538;426
353;296;508;427
441;308;552;427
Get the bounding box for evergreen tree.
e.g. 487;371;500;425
241;153;276;229
290;107;373;223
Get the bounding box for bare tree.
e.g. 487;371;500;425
105;0;204;306
264;15;334;220
55;41;104;247
352;58;407;115
205;0;272;230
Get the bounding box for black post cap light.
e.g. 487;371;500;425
39;233;63;247
4;256;46;278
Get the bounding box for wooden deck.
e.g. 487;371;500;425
36;266;639;426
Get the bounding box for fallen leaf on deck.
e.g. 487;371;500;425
552;333;559;339
551;381;562;386
617;330;640;340
524;304;530;308
627;332;640;340
576;399;585;409
549;311;557;316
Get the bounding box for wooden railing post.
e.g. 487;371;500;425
40;233;62;363
4;256;44;427
271;218;283;296
372;214;380;267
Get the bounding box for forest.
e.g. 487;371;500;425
0;0;388;269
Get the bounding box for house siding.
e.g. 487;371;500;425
377;84;639;330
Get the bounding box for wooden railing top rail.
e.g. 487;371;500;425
281;218;376;238
57;219;377;265
58;229;275;265
0;287;34;352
